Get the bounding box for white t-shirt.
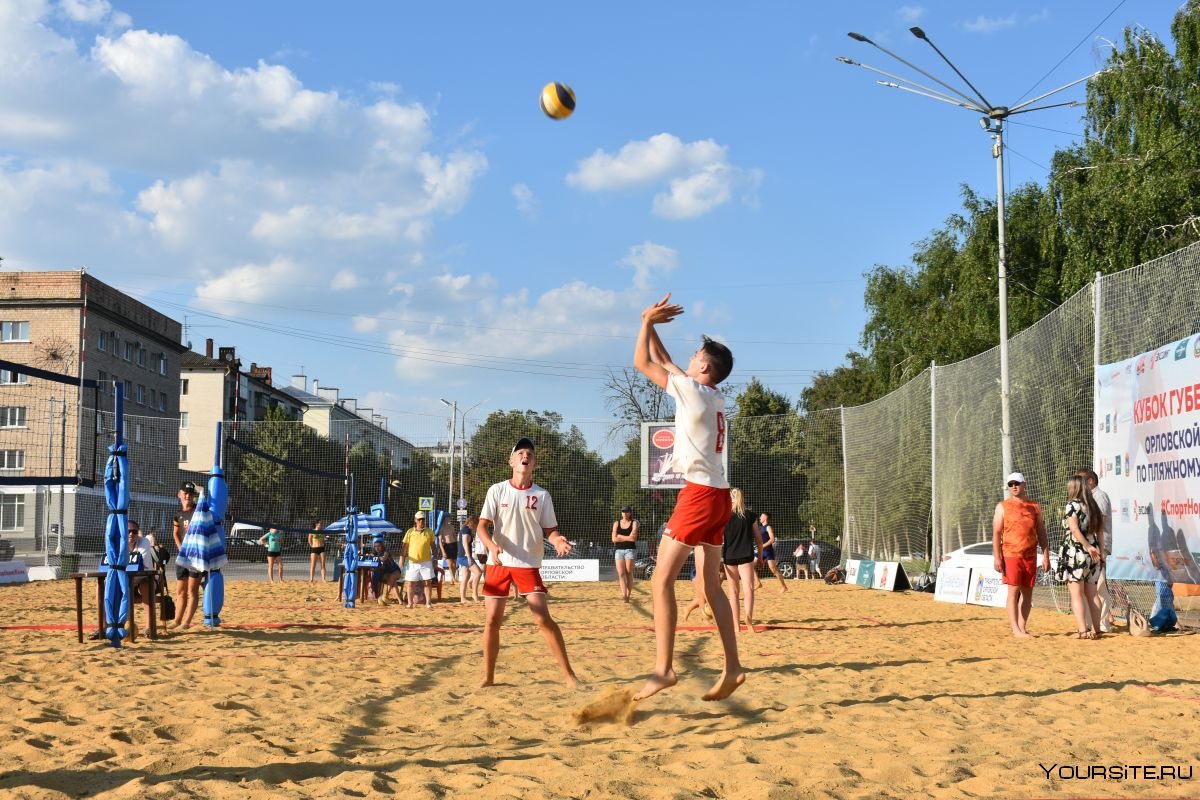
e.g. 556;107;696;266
130;534;157;570
665;372;729;489
479;479;559;569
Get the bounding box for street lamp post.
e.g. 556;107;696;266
840;27;1101;479
439;398;457;520
458;400;486;514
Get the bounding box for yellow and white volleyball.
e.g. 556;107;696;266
540;82;576;120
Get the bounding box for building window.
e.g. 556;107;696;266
137;347;146;368
1;322;30;342
181;379;189;395
124;379;133;399
134;423;143;443
124;342;134;361
159;392;167;412
0;370;28;385
0;450;25;471
159;354;167;376
0;496;24;530
0;407;26;428
98;331;108;352
180;412;188;429
179;445;188;462
136;385;146;405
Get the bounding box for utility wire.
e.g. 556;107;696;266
1015;0;1129;103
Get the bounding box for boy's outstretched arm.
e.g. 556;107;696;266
647;326;684;376
635;293;683;390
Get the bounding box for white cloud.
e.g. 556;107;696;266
1027;9;1050;24
895;6;925;23
567;133;760;219
512;182;537;220
60;0;115;24
352;315;380;332
621;241;678;291
961;14;1017;34
0;3;494;322
194;257;304;306
330;269;360;290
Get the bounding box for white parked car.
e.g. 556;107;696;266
940;541;1057;585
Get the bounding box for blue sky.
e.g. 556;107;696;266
0;0;1182;450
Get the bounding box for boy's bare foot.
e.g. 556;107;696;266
702;668;747;701
1012;630;1032;638
480;677;494;688
565;673;581;690
634;669;677;701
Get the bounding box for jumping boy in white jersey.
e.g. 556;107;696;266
633;293;744;702
477;437;580;689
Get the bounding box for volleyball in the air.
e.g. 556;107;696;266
540;82;576;120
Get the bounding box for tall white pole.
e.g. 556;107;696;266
447;400;456;519
994;123;1013;480
930;361;938;567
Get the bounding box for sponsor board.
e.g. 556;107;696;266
934;565;971;604
0;559;29;585
540;559;600;582
966;566;1006;608
1097;332;1200;584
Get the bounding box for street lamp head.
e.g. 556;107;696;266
439;398;452;407
835;56;858;66
909;26;927;39
847;31;870;43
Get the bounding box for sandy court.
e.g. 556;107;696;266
0;577;1196;800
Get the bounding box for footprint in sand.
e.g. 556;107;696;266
572;689;638;726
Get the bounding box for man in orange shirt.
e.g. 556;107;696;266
991;471;1050;638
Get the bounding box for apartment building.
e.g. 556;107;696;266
0;271;185;561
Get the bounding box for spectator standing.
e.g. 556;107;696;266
308;520;327;583
402;512;436;609
991;471;1049;638
439;515;459;584
168;481;202;629
808;537;823;580
258;526;285;582
1076;469;1113;632
611;505;639;603
757;512;788;593
459;516;482;602
1054;475;1105;638
722;488;764;633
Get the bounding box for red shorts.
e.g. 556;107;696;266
482;565;547;597
1001;554;1037;587
665;482;731;548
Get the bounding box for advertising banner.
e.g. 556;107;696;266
639;421;729;490
934;565;971;604
845;558;875;588
869;560;911;591
540;559;600;582
1096;333;1200;583
0;559;28;585
965;566;1006;608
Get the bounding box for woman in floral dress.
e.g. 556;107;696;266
1054;476;1105;638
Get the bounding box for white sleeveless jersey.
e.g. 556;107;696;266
479;479;558;568
666;373;729;488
